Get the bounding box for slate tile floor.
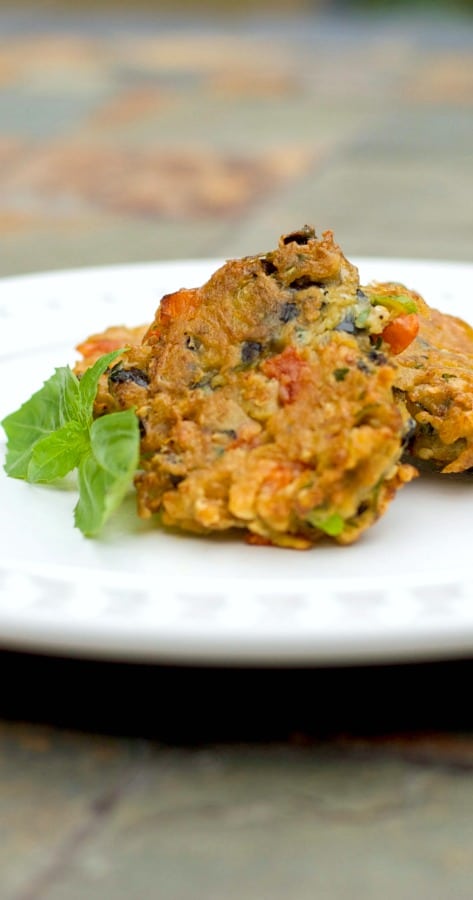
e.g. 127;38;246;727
0;6;472;275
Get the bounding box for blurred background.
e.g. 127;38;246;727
0;0;472;276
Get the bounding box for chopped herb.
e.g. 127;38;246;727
333;367;350;382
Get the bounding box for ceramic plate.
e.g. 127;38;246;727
1;257;473;664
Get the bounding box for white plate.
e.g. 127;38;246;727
1;257;473;665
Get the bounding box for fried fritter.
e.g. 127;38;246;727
77;227;418;548
362;281;473;474
75;324;148;416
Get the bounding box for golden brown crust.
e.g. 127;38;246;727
393;294;473;473
73;227;417;547
74;230;473;544
75;324;148;416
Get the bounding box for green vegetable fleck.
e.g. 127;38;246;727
2;349;140;536
354;306;371;329
368;293;418;315
306;511;345;537
333;367;350;382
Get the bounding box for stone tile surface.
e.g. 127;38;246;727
0;721;144;898
3;734;473;900
0;9;471;275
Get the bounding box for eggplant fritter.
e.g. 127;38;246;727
77;227;418;548
362;281;473;474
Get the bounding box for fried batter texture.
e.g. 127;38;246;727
77;227;418;548
361;281;473;474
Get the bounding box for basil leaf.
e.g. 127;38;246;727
28;421;89;483
78;348;125;422
2;366;80;478
2;348;140;537
74;409;139;536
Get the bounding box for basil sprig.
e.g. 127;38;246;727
2;349;140;536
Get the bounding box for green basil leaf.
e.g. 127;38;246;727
27;421;89;483
2;366;80;478
78;348;126;422
3;348;140;537
74;409;139;536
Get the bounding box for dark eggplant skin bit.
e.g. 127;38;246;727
109;365;149;387
335;314;356;334
279;302;299;323
185;335;202;351
368;349;388;367
401;416;417;448
282;225;316;245
241;341;263;364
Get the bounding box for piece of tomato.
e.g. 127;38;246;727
158;288;200;327
76;337;125;359
381;313;419;355
262;346;307;403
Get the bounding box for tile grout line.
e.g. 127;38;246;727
12;746;152;900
